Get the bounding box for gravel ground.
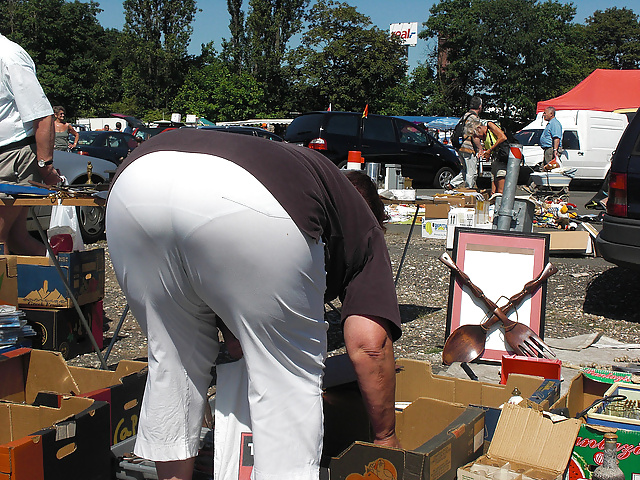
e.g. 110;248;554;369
67;227;640;370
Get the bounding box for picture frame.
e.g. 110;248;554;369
445;227;550;362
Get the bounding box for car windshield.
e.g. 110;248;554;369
77;131;101;145
514;129;542;146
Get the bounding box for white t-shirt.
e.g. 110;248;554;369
0;34;53;147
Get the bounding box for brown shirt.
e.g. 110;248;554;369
111;129;402;340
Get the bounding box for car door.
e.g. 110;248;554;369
105;134;136;162
393;118;445;183
360;115;399;165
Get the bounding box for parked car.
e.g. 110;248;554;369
110;113;183;140
595;107;640;269
28;151;114;243
72;131;138;165
515;110;628;181
283;111;462;188
197;125;283;141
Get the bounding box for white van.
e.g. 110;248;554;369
515;110;628;181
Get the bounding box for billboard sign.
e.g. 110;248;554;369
390;22;418;46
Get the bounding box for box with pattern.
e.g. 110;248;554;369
4;248;105;309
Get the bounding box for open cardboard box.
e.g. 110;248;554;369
0;395;110;480
552;371;640;480
329;397;485;480
0;348;147;446
395;359;555;442
457;403;582;480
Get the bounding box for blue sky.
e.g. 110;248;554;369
90;0;638;71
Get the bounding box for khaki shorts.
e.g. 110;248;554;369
0;143;44;185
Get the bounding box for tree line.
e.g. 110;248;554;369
1;0;638;129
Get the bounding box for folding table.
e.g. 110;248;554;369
0;190;109;369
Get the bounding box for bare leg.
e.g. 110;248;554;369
155;458;195;480
217;316;243;359
0;206;45;255
495;177;505;194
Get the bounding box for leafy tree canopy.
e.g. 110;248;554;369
287;0;407;114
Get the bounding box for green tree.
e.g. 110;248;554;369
172;57;266;122
584;7;640;69
221;0;308;112
287;0;407;113
122;0;199;111
422;0;590;125
0;0;113;116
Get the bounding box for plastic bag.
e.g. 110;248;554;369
48;204;85;253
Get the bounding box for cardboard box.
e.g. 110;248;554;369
0;395;111;480
570;423;640;480
586;382;640;432
0;348;147;446
329;398;485;480
23;302;100;359
0;256;18;307
549;370;640;480
6;248;105;309
424;203;451;219
457;403;581;480
422;218;448;239
395;359;554;443
537;230;593;256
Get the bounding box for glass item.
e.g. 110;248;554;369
593;433;625;480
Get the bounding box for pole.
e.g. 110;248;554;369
496;154;521;231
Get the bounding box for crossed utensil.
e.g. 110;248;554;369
439;252;557;365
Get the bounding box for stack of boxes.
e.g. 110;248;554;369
421;193;492;248
0;243;105;358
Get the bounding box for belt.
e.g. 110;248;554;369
459;147;474;154
0;136;36;155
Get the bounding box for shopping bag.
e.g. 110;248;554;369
214;358;253;480
48;204;85;252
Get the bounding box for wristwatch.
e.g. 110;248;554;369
37;159;53;167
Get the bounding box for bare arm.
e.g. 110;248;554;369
343;314;400;448
33;115;60;185
68;124;79;149
482;122;508;160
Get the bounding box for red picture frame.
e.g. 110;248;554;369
445;228;550;362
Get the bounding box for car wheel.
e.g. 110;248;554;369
76;204;105;243
433;167;455;188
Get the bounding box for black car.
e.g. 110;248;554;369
596;107;640;268
73;131;138;164
197;125;283;141
283;111;462;188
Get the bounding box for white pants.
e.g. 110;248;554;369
106;152;328;480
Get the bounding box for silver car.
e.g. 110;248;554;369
28;150;115;243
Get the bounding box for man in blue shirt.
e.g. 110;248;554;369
540;107;562;166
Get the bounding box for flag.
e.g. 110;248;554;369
362;104;369;118
327;103;332;112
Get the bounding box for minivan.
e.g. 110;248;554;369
284;111;462;188
596;107;640;269
515;110;628;181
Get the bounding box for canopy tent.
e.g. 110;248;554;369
536;69;640;113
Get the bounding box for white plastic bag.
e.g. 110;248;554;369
214;358;253;480
48;204;85;253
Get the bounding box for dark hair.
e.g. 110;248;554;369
469;96;482;110
344;170;389;231
53;105;65;115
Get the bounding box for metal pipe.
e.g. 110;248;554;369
496;155;521;231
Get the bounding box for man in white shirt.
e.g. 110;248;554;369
0;33;61;255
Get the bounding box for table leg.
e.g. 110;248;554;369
31;207;109;369
394;204;420;286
